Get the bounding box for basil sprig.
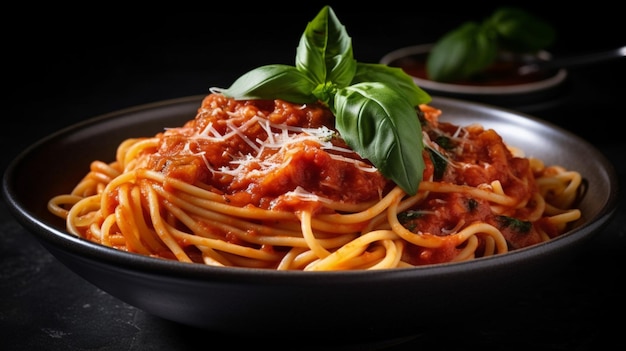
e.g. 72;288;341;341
213;6;431;195
427;7;556;82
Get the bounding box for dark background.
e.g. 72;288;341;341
6;4;625;142
2;3;625;350
5;3;625;169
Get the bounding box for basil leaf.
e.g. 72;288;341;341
214;65;317;104
488;7;556;52
353;63;431;107
427;7;556;82
214;5;430;195
296;6;356;87
333;82;424;195
426;22;498;82
496;215;532;233
427;148;448;181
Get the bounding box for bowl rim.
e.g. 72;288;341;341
380;43;568;95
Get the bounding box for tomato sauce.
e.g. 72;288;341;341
400;118;552;265
389;53;555;86
148;94;391;211
142;93;559;265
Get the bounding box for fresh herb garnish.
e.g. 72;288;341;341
467;198;478;212
398;210;426;222
434;135;455;150
427;148;448;181
213;6;431;195
496;215;532;233
427;7;556;82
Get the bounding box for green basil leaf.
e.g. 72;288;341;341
296;6;356;87
496;215;532;233
426;7;556;83
353;63;432;107
427;22;498;82
214;5;431;195
427;148;448;181
333;82;424;195
488;7;556;52
214;65;317;104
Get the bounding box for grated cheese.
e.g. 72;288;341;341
186;110;375;177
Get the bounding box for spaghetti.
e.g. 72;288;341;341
48;93;584;270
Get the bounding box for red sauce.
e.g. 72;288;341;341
148;94;391;212
390;53;555;86
399;117;553;265
141;94;561;265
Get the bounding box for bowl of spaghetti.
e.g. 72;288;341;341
1;6;619;343
2;94;618;340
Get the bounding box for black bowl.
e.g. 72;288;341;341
2;95;618;342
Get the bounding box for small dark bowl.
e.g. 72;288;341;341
2;95;618;342
381;44;569;113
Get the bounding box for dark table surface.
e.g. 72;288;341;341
3;6;625;350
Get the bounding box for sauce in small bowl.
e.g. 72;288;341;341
381;44;568;112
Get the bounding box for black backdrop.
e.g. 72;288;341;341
2;5;625;349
